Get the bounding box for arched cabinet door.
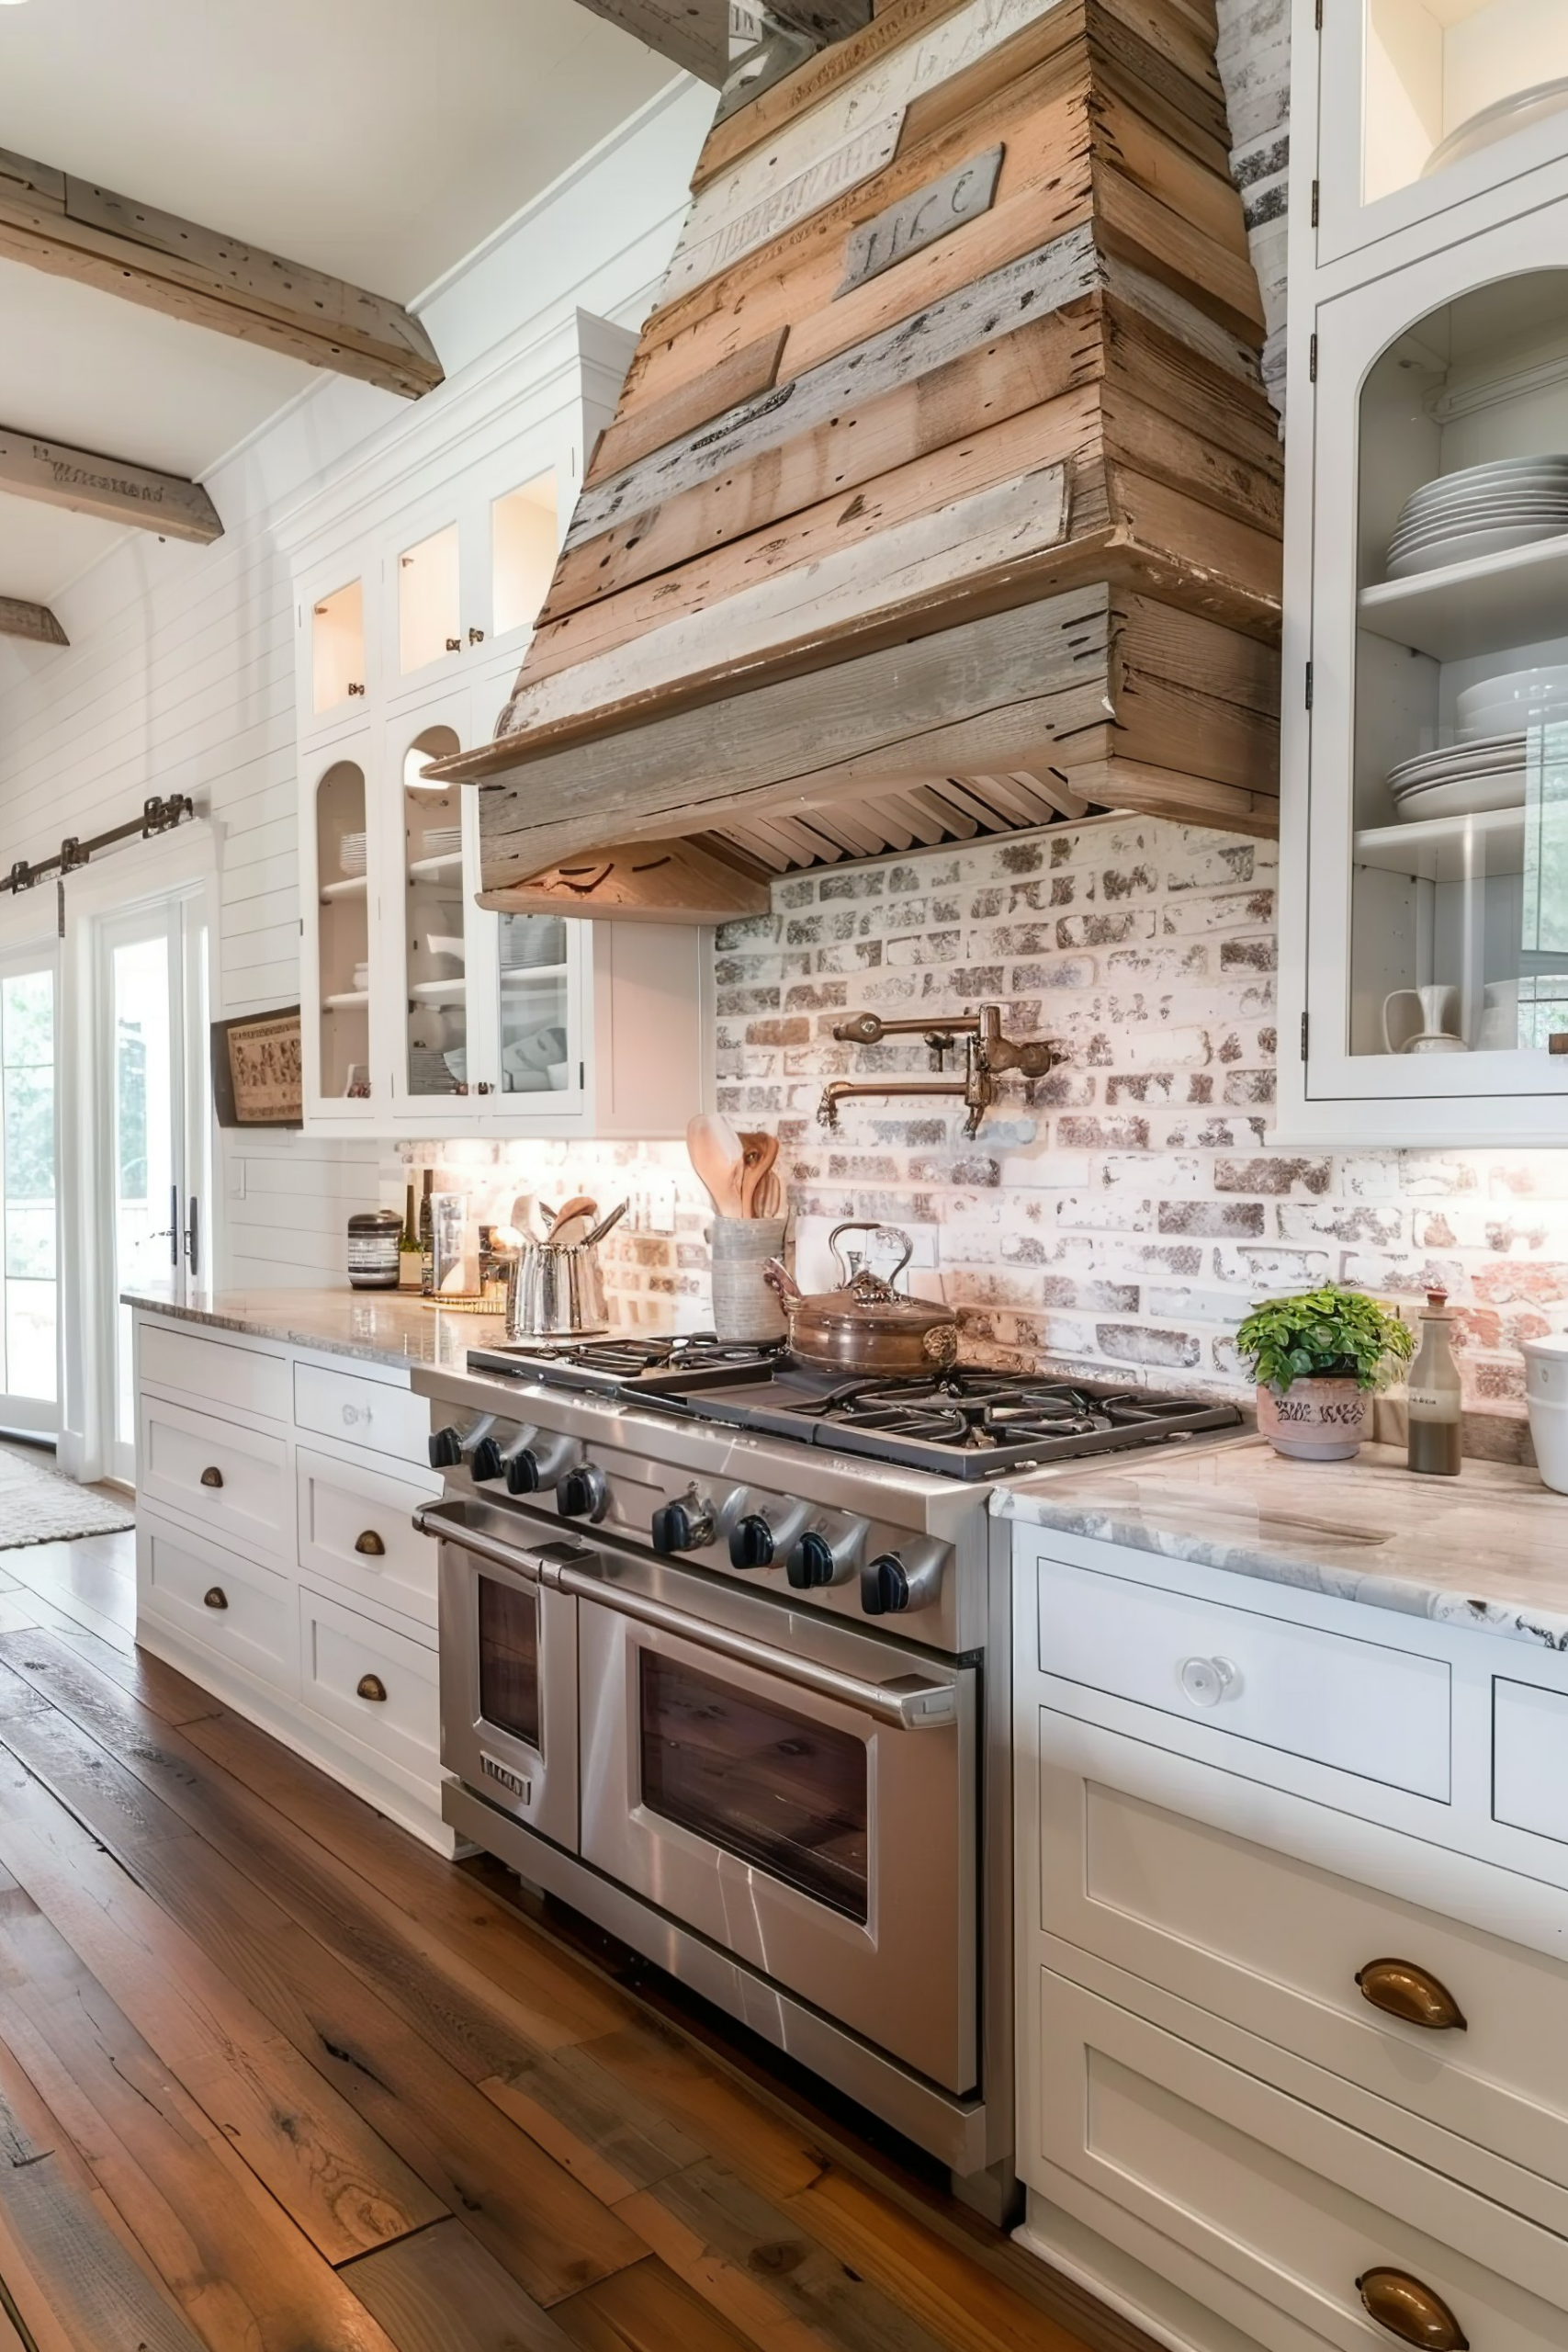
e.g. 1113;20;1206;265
303;739;377;1125
1286;209;1568;1148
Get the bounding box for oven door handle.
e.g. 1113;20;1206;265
413;1499;957;1729
552;1561;957;1731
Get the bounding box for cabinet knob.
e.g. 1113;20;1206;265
445;636;462;652
1356;1959;1466;2032
1356;2268;1468;2349
356;1672;388;1703
468;627;485;645
199;1464;224;1489
347;681;366;696
1179;1655;1237;1708
203;1587;228;1611
354;1529;386;1557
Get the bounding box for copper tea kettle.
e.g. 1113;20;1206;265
764;1222;959;1375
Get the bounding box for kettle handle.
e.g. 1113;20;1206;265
829;1220;912;1286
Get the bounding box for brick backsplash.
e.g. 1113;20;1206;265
397;814;1568;1432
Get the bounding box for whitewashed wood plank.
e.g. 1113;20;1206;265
508;462;1068;735
661;111;904;303
569;221;1099;544
837;144;1003;294
677;0;1061;255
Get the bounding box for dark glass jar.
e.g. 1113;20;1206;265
347;1209;403;1290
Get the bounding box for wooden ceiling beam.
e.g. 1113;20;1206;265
571;0;731;84
0;427;221;545
0;148;442;401
0;598;68;648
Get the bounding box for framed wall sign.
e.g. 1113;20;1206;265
211;1006;304;1128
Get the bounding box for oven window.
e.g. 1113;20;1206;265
637;1651;869;1922
478;1575;541;1748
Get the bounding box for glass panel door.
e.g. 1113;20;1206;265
313;756;373;1109
101;897;209;1482
400;725;469;1102
0;957;59;1434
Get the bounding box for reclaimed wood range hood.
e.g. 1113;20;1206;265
435;0;1283;923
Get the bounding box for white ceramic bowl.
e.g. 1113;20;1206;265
1521;1335;1568;1492
1457;664;1568;735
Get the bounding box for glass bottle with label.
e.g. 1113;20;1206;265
1407;1290;1462;1479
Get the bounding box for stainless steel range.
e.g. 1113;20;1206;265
412;1336;1241;2204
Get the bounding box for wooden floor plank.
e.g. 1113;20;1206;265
0;1803;447;2267
49;1623;224;1727
616;2158;956;2352
481;2041;707;2205
579;2018;831;2206
0;1885;404;2351
0;2030;207;2352
344;2218;579;2351
553;2256;761;2352
0;1686;651;2312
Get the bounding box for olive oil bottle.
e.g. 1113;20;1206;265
1406;1289;1462;1477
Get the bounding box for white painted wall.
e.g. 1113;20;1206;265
0;77;710;1293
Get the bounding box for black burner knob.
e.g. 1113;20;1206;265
469;1437;503;1483
787;1531;837;1589
861;1553;909;1614
729;1514;775;1569
504;1448;543;1496
428;1425;463;1470
653;1499;713;1554
557;1466;602;1520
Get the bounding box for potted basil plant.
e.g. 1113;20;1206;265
1236;1286;1416;1461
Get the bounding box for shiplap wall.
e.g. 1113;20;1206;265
0;80;710;1290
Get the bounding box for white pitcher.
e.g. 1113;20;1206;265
1382;985;1468;1054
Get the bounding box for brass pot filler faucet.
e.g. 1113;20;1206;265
818;1004;1064;1139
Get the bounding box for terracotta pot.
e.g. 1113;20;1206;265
1255;1376;1369;1462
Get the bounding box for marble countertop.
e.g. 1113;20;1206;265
994;1437;1568;1654
124;1286;508;1373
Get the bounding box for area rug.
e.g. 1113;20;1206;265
0;1442;134;1548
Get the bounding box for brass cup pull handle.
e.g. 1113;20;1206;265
1357;2268;1469;2349
203;1587;228;1611
199;1464;224;1489
356;1673;388;1703
354;1530;386;1557
1356;1959;1467;2032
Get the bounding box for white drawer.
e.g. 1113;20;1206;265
298;1585;437;1802
138;1511;295;1695
139;1318;289;1423
1036;1554;1450;1799
139;1393;291;1562
293;1361;429;1467
296;1448;435;1630
1033;1972;1568;2352
1040;1728;1568;2230
1495;1676;1568;1849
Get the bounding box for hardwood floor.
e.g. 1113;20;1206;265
0;1527;1120;2352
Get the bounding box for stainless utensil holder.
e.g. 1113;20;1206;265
505;1238;609;1340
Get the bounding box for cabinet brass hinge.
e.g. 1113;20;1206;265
1301;1012;1310;1061
1309;333;1318;383
1311;178;1320;227
1304;661;1314;709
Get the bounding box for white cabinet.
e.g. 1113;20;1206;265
287;311;711;1141
1280;3;1568;1144
133;1309;447;1849
1013;1525;1568;2352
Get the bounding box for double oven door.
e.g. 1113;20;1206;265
431;1497;979;2095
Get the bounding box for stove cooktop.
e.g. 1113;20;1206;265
466;1334;1242;1478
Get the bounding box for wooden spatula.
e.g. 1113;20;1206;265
686;1113;741;1217
548;1194;597;1247
737;1131;779;1217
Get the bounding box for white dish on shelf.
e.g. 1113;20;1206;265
547;1061;570;1091
1387;731;1526;788
1423;76;1568;179
1387;520;1568;579
425;933;465;960
1457;664;1568;738
1389;510;1568;562
1393;768;1527;821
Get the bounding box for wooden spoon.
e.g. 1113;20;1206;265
686;1113;741;1218
548;1194;597;1246
737;1131;779;1217
755;1169;784;1220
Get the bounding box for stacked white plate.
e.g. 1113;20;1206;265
421;826;461;860
1384;455;1568;580
339;831;367;876
1388;732;1528;823
1456;662;1568;740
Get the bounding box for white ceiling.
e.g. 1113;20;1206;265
0;0;674;608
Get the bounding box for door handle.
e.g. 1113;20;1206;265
1357;2269;1468;2348
354;1530;386;1556
184;1193;200;1279
1356;1959;1466;2031
199;1465;224;1488
203;1587;227;1610
356;1673;388;1702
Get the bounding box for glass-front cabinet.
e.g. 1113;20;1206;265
1319;0;1568;264
1296;210;1568;1140
381;457;563;709
302;736;376;1123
